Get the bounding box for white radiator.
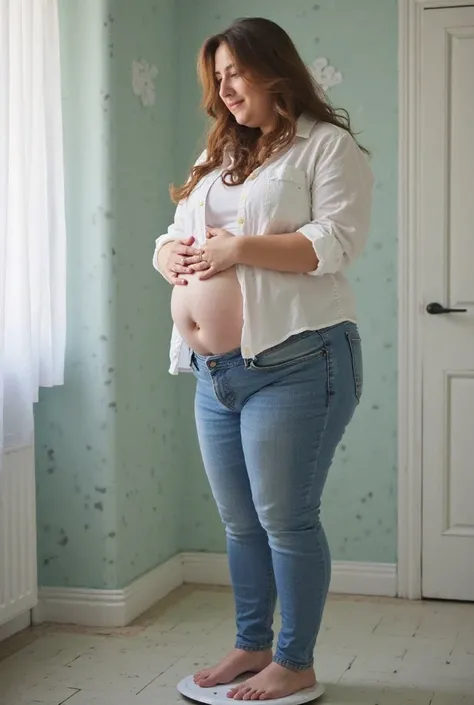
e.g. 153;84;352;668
0;446;37;626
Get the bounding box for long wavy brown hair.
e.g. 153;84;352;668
170;17;367;204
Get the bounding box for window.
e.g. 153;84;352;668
0;0;66;456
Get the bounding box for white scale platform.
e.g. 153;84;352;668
177;675;325;705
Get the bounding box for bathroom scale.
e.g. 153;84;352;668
177;674;325;705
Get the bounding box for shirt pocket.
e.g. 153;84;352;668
264;165;311;230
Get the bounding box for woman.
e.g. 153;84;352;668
153;17;373;702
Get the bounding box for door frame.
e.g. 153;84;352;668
397;0;474;599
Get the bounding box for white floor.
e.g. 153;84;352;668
0;586;473;705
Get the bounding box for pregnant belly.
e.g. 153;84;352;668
170;267;243;355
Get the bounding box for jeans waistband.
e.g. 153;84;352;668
192;346;243;371
191;330;324;373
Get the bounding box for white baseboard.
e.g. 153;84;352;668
33;554;183;628
182;552;231;587
182;553;397;598
329;560;397;597
34;553;397;628
122;553;183;625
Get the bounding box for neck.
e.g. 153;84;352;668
260;121;273;135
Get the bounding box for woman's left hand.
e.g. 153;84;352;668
189;228;238;280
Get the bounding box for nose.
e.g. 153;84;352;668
219;76;234;99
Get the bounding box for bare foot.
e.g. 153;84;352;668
227;662;316;700
194;648;272;688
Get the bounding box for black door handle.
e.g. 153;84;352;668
426;302;467;314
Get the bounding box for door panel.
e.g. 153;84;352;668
420;5;474;601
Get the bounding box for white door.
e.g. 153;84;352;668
420;5;474;601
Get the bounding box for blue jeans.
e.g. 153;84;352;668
191;322;363;671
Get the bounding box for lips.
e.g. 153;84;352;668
228;100;244;111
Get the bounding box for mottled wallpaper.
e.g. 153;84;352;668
34;0;398;591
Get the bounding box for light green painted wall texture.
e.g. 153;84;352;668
34;0;182;589
109;0;182;589
35;0;398;591
176;0;398;564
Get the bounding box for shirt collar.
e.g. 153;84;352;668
295;113;317;139
223;113;316;166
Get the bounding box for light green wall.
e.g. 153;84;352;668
35;0;398;591
34;0;182;589
176;0;398;564
109;0;182;588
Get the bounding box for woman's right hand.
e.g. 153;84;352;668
157;237;202;285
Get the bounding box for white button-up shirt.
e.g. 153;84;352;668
153;115;373;374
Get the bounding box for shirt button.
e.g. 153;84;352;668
238;217;245;225
208;361;217;368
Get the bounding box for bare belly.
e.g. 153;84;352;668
170;268;243;355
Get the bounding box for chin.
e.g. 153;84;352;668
235;114;256;128
234;112;249;124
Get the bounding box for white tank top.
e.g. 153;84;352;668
205;176;244;235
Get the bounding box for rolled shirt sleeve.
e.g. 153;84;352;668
152;150;207;276
297;132;373;276
152;198;187;276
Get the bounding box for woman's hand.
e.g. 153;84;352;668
189;228;239;280
157;237;202;285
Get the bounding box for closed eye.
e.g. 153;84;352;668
215;73;239;84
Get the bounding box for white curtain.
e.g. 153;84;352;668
0;0;66;455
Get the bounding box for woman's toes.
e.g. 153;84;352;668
231;684;251;701
227;685;241;698
249;689;265;701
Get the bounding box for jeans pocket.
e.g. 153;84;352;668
249;331;325;372
345;331;363;401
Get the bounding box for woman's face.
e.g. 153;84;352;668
214;43;274;134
